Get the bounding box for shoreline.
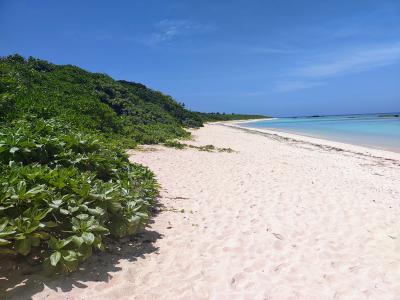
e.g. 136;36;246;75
229;118;400;156
226;121;400;161
207;117;274;125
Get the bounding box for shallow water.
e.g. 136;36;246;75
241;113;400;152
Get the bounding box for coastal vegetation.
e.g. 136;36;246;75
196;112;267;122
0;54;263;273
0;117;157;273
164;140;235;153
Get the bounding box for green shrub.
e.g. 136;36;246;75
0;117;158;273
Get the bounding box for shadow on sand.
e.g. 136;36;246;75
0;205;164;299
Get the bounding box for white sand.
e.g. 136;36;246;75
4;123;400;299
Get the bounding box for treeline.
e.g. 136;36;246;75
0;54;266;274
197;112;267;122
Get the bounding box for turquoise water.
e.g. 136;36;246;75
241;113;400;152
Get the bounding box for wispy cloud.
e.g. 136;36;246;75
274;43;400;93
138;19;215;46
292;43;400;78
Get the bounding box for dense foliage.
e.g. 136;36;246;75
0;54;200;144
0;117;157;273
196;112;267;122
0;54;267;144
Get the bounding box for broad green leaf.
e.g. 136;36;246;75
71;236;84;247
89;225;109;234
59;238;72;249
87;207;105;216
48;237;58;250
10;147;19;154
34;208;52;221
33;231;50;239
0;220;8;232
81;232;95;245
0;230;15;238
50;200;62;209
16;181;27;195
43;221;57;228
135;212;148;219
0;238;11;246
62;250;78;262
26;185;46;196
60;208;69;215
50;251;61;266
16;239;31;256
76;214;89;220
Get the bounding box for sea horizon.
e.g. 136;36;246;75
240;112;400;153
280;111;400;118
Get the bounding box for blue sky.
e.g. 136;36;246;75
1;0;399;116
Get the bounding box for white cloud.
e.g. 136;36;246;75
144;19;215;46
292;43;400;78
273;43;400;93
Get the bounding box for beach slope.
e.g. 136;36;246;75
128;123;400;299
9;123;400;299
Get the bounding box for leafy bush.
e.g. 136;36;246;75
0;117;158;273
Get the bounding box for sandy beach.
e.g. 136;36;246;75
4;123;400;299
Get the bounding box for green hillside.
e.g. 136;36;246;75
0;54;266;145
0;54;202;145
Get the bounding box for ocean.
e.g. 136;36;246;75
240;113;400;152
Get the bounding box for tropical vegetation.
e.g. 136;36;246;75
0;54;266;273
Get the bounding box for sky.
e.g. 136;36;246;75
0;0;399;117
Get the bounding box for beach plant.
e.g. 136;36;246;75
195;144;215;152
164;140;186;149
0;117;158;273
163;141;235;153
218;147;235;153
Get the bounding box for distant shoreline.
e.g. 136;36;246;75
230;116;400;155
208;117;275;125
224;121;400;159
